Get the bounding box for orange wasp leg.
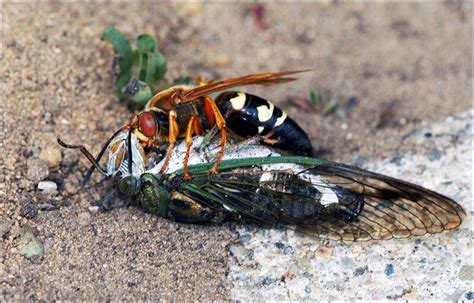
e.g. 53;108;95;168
202;96;227;174
183;115;203;180
160;110;180;174
203;97;216;128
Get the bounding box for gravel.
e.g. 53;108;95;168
15;230;44;264
39;146;62;168
26;159;49;183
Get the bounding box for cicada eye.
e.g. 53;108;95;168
138;112;158;137
118;175;140;196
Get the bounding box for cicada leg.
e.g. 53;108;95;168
223;131;278;153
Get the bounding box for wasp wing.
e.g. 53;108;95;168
179;160;464;242
183;70;309;102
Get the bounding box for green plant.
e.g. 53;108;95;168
309;90;340;116
102;27;167;110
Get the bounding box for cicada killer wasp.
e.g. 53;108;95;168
67;70;315;183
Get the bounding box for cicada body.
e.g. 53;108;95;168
117;141;465;242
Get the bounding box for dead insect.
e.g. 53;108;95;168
58;127;464;242
112;138;465;242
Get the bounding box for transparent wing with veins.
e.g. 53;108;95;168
180;157;465;242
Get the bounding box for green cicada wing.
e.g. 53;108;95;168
180;160;465;242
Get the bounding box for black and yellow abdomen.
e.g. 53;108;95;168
215;91;314;157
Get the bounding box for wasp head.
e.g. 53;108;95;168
130;109;169;149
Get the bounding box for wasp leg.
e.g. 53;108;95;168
183;115;203;180
199;96;218;150
259;130;279;145
200;105;233;155
160;110;179;174
202;96;227;174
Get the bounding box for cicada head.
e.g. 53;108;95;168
105;130;147;177
117;175;141;196
117;173;170;217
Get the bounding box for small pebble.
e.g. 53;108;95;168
303;271;313;278
314;246;333;259
20;203;38;219
297;257;311;272
31;147;40;158
465;291;474;300
354;266;368;276
78;211;92;225
16;230;44;263
428;149;442;161
229;244;252;260
341;257;354;268
43;111;52;123
39;146;62;168
37;181;58;192
458;265;473;281
305;285;312;294
390;156;403;166
274;241;285;249
284;245;294;255
27;159;49;183
384;264;394;277
88;206;99;213
261;276;275;286
239;234;251;243
246;250;254;261
64;181;76;195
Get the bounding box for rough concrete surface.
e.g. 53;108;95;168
1;2;472;300
230;110;473;300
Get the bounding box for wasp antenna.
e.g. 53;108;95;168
57;136;109;177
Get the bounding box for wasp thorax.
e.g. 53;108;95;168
170;90;185;105
138;112;158;138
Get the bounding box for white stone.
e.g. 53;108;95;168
37;181;57;191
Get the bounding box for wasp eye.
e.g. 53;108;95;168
138;112;158;137
118;175;140;196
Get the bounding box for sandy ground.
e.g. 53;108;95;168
1;2;472;300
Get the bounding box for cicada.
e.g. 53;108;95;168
74;70;314;183
102;137;464;242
